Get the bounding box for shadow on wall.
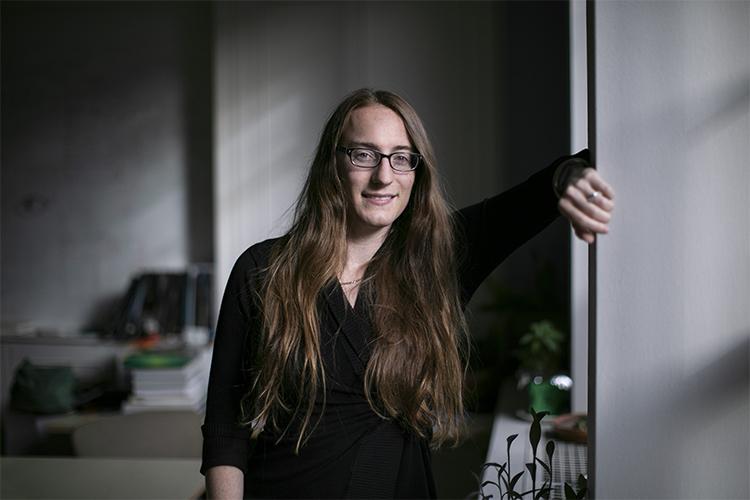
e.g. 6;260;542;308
674;334;749;425
616;334;750;492
688;74;749;139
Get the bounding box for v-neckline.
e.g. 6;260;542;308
324;280;372;377
340;282;360;312
338;278;373;316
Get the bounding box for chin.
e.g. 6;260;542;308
362;217;396;229
362;209;401;227
349;201;408;233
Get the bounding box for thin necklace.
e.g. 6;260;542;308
339;278;363;286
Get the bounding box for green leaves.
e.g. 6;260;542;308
507;433;518;478
534;485;552;500
535;457;551;476
510;471;525;491
507;433;519;448
529;407;549;457
525;462;537;481
564;474;588;499
476;410;587;500
516;320;565;373
545;440;555;464
564;483;577;499
544;440;555;486
575;474;588;498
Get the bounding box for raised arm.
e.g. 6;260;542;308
454;150;610;304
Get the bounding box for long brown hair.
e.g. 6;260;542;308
240;89;468;451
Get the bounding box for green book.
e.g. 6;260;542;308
124;350;195;369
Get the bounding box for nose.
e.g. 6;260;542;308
371;157;394;185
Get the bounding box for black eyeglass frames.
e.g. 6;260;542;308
336;146;421;172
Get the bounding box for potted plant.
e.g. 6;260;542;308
474;408;587;500
477;256;570;413
515;320;571;416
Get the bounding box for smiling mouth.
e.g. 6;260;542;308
362;193;397;199
362;193;397;206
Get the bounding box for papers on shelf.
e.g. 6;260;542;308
122;347;211;415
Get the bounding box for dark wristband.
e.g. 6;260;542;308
552;157;590;198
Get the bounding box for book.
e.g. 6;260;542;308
122;347;211;414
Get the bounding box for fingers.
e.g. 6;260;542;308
585;168;615;200
558;167;616;245
574;227;595;245
559;197;609;234
577;169;615;204
564;182;612;223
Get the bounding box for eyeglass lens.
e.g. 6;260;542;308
349;148;417;171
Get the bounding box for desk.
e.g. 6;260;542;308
1;457;203;499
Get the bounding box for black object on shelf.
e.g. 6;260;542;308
106;266;213;341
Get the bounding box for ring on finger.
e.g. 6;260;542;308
586;190;601;202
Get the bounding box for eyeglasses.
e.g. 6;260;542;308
336;146;421;172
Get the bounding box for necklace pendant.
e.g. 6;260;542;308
339;278;363;286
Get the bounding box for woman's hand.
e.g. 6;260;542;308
557;167;615;244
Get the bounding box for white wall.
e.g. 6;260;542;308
591;1;749;497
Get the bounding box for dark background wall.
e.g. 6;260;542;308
1;1;213;333
1;0;569;378
212;1;571;376
1;1;570;496
209;2;570;495
491;0;572;377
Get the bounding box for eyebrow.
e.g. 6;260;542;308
348;141;415;152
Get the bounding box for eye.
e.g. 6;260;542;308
392;153;410;164
352;149;376;161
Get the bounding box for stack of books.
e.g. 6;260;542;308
122;347;211;414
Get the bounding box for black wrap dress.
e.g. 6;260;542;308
200;151;588;498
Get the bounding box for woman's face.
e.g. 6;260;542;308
338;104;416;239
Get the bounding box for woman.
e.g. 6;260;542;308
201;89;614;499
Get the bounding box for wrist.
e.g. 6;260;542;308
553;157;589;198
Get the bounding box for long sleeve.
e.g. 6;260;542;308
200;247;263;475
454;150;590;305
